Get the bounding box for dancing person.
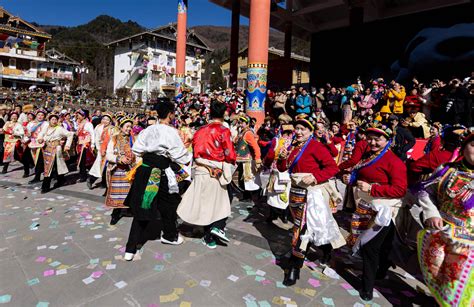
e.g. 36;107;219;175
343;126;407;301
123;101;191;261
178;101;237;249
277;118;342;286
105;117;136;225
37;114;74;193
416;132;473;306
1;112;24;174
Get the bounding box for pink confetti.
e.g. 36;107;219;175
36;256;46;263
154;253;164;260
91;271;103;278
261;279;272;286
308;278;321;288
119;247;126;253
340;283;353;290
43;269;55;277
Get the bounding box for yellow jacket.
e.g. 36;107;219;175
384;86;406;114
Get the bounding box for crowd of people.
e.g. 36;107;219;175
0;74;472;305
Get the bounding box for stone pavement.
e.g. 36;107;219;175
0;163;436;306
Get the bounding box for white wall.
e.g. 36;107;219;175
113;44;205;96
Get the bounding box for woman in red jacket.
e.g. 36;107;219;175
278;118;342;286
343;126;407;301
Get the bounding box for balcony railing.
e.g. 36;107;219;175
0;47;45;58
1;67;38;79
37;71;73;81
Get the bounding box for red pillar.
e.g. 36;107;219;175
175;0;188;98
229;0;240;87
246;0;271;129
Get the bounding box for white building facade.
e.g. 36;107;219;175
107;24;211;101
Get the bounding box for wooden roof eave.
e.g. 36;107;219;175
0;25;51;39
104;31;213;52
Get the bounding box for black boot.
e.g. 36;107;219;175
2;163;8;174
359;290;373;301
28;172;42;184
53;175;65;189
22;170;29;178
110;209;122;225
86;175;96;189
283;267;300;286
41;177;51;194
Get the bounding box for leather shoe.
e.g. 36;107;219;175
359;290;373;301
110;215;121;225
282;267;300;286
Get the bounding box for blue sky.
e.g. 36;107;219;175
1;0;248;28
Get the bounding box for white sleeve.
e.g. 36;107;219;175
94;126;102;149
132;128;149;156
417;183;442;221
105;139;117;163
86;123;95;147
166;128;192;165
61;128;74;149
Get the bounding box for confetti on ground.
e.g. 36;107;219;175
199;280;211;287
243;293;256;302
159;290;180;303
322;267;340;279
227;274;239;282
0;295;12;304
185;280;197;288
91;271;104;278
154;265;164;272
179;302;192;307
36;302;49;307
308;278;320;288
27;278;40;286
82;277;95;285
43;270;55;277
114;281;127;289
341;282;353;290
322;297;335;306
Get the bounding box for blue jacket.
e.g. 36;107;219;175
296;94;312;114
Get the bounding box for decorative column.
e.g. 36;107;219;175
175;0;188;98
246;0;271;129
229;0;240;86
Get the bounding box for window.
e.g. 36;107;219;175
239;66;247;74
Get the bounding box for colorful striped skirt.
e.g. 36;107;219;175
417;228;474;307
289;186;308;259
348;199;377;247
42;142;59;177
105;167;131;208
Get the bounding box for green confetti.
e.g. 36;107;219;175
322;297;335;306
27;278;40;286
258;301;271;307
276;281;287;288
36;302;49;307
255;276;265;282
154;265;164;272
0;295;12;304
